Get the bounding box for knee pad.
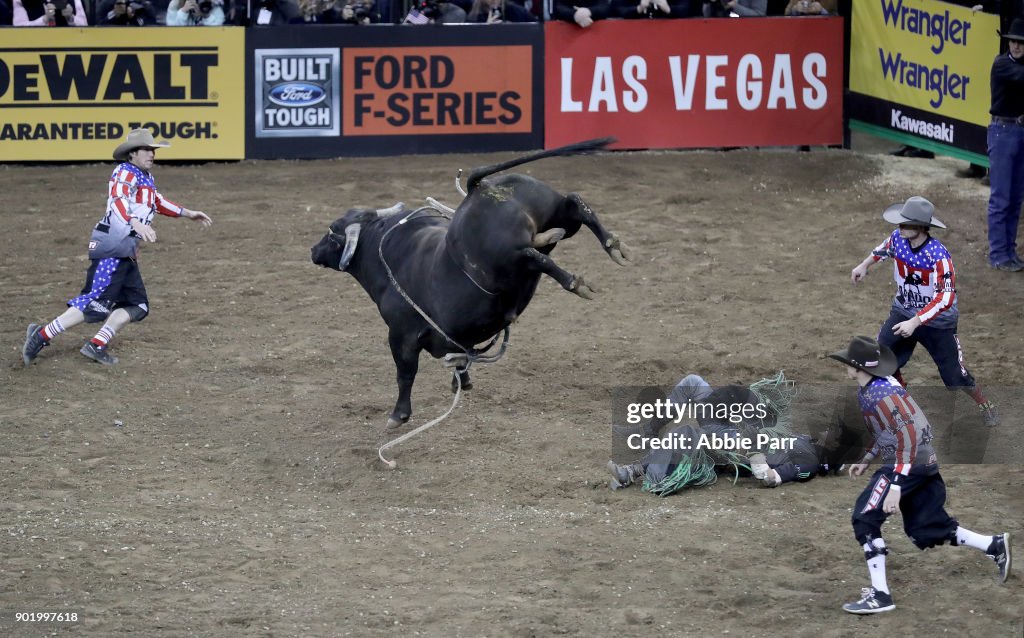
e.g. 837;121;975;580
124;303;149;322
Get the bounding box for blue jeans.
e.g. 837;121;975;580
986;122;1024;265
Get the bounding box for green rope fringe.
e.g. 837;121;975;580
749;370;798;433
642;449;718;496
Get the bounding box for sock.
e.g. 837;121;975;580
90;324;117;347
962;385;989;407
892;370;907;388
955;526;992;551
41;318;65;341
864;538;889;594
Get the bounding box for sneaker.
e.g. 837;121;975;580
980;402;1000;427
842;587;895;614
80;342;118;366
607;460;643;488
991;260;1024;272
1013;256;1024;269
987;533;1012;584
22;323;48;366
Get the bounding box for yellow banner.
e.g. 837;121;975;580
850;0;999;125
0;28;244;161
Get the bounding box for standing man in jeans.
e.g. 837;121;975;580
986;18;1024;272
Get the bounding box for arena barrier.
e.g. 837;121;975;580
0;28;245;162
848;0;998;166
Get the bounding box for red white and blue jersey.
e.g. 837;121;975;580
858;376;938;480
87;162;182;259
869;230;958;329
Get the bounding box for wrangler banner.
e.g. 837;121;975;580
246;26;543;159
544;19;844;150
0;28;245;162
848;0;999;163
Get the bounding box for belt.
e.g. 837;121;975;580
992;115;1024;125
95;223;109;233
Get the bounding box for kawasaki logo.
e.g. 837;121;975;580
890;109;954;144
0;48;218;105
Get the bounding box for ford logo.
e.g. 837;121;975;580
267;83;326;107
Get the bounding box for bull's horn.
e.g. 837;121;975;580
339;223;361;270
426;197;456;215
376;203;405;217
454;168;467;197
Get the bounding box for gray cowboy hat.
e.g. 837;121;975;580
828;335;898;378
113;128;170;162
881;195;946;229
999;17;1024;42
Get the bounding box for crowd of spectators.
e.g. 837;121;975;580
0;0;847;25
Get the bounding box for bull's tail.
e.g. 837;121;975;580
465;137;616;193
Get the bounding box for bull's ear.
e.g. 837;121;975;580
339;223;361;270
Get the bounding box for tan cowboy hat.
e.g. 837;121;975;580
881;195;946;229
828;336;898;378
113;128;170;162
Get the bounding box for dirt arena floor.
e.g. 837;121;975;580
2;141;1022;637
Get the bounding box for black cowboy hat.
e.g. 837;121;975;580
999;17;1024;42
881;196;946;229
828;336;898;378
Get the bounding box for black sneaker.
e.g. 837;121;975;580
22;323;48;366
842;587;895;614
987;533;1012;584
80;342;118;366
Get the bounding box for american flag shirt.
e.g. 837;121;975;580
87;162;183;260
869;229;958;329
858;376;938;481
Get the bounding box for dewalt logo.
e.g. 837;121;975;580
0;30;245;162
0;48;218;105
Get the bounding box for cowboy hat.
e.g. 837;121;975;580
113;128;170;162
828;336;898;378
881;195;946;229
999;17;1024;42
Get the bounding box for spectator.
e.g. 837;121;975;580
466;0;534;21
165;0;224;23
251;0;300;24
221;0;246;22
702;0;766;16
98;0;157;24
1;0;12;24
552;0;611;26
986;18;1024;270
290;0;333;21
403;0;465;23
783;0;835;14
613;0;696;18
332;0;381;23
13;0;88;25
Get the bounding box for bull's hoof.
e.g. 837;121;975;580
569;275;596;300
605;235;633;266
385;415;409;430
451;371;473;393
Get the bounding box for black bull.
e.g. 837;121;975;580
310;138;631;428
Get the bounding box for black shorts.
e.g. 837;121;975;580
851;467;958;549
68;257;149;323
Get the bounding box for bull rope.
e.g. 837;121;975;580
376;204;511;468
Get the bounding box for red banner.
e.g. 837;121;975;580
545;19;844;149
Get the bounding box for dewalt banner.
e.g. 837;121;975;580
849;0;999;162
0;28;244;162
